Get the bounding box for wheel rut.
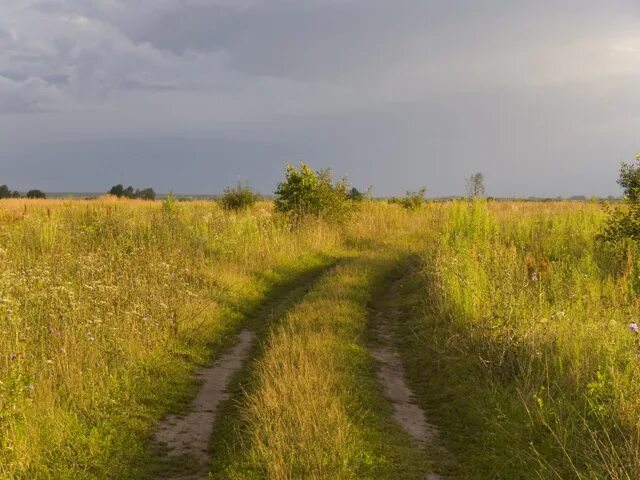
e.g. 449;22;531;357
154;330;255;479
151;259;338;480
371;270;444;480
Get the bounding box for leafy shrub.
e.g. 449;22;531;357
274;162;354;222
600;154;640;244
618;153;640;202
220;182;259;211
389;187;427;210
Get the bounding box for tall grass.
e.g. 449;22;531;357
6;197;637;479
214;203;441;479
0;198;341;479
221;252;430;479
407;200;640;478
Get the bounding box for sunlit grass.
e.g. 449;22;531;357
3;197;639;479
0;198;342;479
404;200;640;478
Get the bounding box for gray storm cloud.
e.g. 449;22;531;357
0;0;638;196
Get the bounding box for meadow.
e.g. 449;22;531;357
1;197;639;479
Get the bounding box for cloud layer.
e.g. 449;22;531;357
0;0;639;195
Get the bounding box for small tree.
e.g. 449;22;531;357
26;189;46;199
220;182;259;211
466;172;486;198
0;185;10;199
618;153;640;201
274;162;354;222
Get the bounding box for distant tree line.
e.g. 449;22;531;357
0;185;46;199
109;184;156;200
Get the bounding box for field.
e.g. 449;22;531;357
1;197;639;479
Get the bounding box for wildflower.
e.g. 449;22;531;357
48;325;61;337
86;332;95;342
530;272;538;282
25;384;34;392
10;352;18;360
629;323;639;334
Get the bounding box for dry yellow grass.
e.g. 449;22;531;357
0;197;341;479
3;197;638;479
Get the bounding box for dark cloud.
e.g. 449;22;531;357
0;0;638;195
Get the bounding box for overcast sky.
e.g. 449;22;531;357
0;1;638;196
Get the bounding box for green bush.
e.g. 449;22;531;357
274;162;354;222
389;187;427;210
617;153;640;202
220;182;260;211
600;154;640;244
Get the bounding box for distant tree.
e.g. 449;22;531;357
466;172;486;198
135;187;156;201
0;185;10;199
10;190;21;198
26;189;46;199
109;184;125;197
220;182;259;211
348;187;365;201
108;184;155;200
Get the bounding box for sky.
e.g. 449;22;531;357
0;1;639;197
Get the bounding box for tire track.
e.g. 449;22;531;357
371;267;445;480
151;259;339;479
154;330;255;477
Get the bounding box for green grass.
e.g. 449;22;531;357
398;200;640;479
6;197;640;479
0;199;343;479
145;253;340;479
214;251;431;479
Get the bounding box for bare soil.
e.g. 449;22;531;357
371;273;443;479
154;329;255;478
371;323;438;447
